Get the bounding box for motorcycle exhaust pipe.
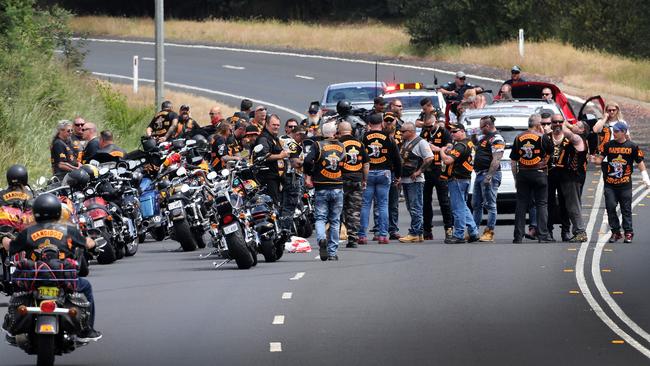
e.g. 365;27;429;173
141;220;150;229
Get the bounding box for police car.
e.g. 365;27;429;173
382;82;447;128
460;100;568;212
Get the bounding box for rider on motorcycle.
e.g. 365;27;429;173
2;193;102;342
0;164;33;208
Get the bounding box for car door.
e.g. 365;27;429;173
577;95;605;128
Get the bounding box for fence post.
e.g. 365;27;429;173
133;55;139;93
518;29;525;58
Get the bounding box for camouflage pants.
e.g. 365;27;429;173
342;180;363;243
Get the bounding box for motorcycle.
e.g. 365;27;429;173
293;187;314;238
138;176;167;242
0;203;34;295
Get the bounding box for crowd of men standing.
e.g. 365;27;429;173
51;67;650;261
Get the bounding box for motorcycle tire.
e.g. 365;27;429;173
226;229;253;269
36;334;55;366
192;229;207;249
275;241;284;261
152;226;167;242
260;239;277;263
248;244;258;267
96;242;116;265
115;244;125;260
138;233;146;243
173;219;197;252
125;237;138;257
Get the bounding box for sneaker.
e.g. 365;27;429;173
524;227;538;240
77;329;102;342
327;255;339;261
346;241;358;248
561;231;572;242
568;232;588;243
479;228;494;242
389;233;401;240
624;232;634;243
358;237;368;245
423;231;433;240
398;234;422;243
608;232;622;243
444;237;466;244
378;236;389;244
445;228;453;240
538;237;557;243
467;234;480;243
372;235;379;241
318;239;328;261
418;235;424;242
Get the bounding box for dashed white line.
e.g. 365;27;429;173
282;292;293;299
272;315;285;325
223;64;245;70
289;272;305;280
269;342;282;352
295;74;314;80
142;57;155;61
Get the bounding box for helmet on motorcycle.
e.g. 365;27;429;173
33;193;62;223
172;139;186;150
81;164;99;181
336;100;352;116
141;137;158;153
161;100;173;110
64;168;90;190
192;134;209;152
6;164;28;186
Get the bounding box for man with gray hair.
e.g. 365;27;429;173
304;122;346;260
510;114;555;243
398;122;433;243
50;120;80;179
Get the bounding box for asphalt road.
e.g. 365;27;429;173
2;38;650;365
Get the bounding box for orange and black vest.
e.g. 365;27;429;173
0;187;32;207
173;118;199;139
512;131;548;170
597;125;614;155
339;135;365;181
363;131;392;171
400;137;424;178
474;132;505;172
24;223;73;260
149;110;176;137
312;139;345;188
70;134;85;162
444;139;474;180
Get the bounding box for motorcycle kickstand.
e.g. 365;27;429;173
199;249;220;259
212;259;231;269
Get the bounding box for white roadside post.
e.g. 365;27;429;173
133;55;139;93
518;29;525;58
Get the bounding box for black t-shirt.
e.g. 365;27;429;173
51;138;77;178
503;77;527;86
442;82;474;102
420;124;452;167
211;136;229;171
474;132;506;172
363;130;402;177
10;223;86;258
444;139;474;180
600;140;644;189
254;129;284;178
82;137;100;164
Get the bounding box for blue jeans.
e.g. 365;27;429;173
373;176;399;234
402;182;424;235
359;170;391;238
77;277;96;328
314;188;344;256
472;171;501;230
448;179;478;240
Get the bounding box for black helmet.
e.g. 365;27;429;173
179;104;190;112
80;164;99;181
192;134;208;148
141;137;158;153
6;164;28;186
161;100;173;110
172;139;186;150
64;168;90;190
336;100;352;116
33;193;61;223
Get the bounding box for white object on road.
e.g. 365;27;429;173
269;342;282;352
281;292;292;299
289;272;305;281
272;315;285;325
223;64;245;70
285;236;312;253
295;74;314;80
518;29;524;57
133;55;139;93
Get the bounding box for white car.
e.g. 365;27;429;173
460;100;568;212
320;81;386;114
382;83;447;134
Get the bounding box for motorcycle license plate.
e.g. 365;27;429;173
168;201;183;210
93;220;104;228
38;287;59;298
223;223;239;235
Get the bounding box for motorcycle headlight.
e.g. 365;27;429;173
181;184;190;193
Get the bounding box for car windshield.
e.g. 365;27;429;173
384;95;440;110
496;127;528;148
326;87;382;103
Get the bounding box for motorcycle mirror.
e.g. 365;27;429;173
181;184;190;193
207;171;217;180
176;166;187;176
89;160;100;167
128;160;138;170
117;166;127;175
253;144;264;153
36;176;48;186
186;139;197;147
99;167;109;176
221;169;230;178
85;188;94;196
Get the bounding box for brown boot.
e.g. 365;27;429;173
340;224;348;241
479;228;494;242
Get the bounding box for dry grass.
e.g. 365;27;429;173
109;82;237;124
72;16;650;103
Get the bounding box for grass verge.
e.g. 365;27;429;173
70;16;650;103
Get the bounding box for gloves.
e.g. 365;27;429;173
642;170;650;188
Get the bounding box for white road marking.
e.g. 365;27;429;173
142;57;155;61
282;292;293;299
269;342;282;352
74;37;587;103
289;272;305;280
295;74;314;80
90;72;306;119
577;178;650;358
272;315;285;325
223;64;245;70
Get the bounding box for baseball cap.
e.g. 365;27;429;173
308;101;320;114
455;71;466;79
293;125;307;135
383;112;396;123
511;65;521;73
448;123;465;132
612;121;628;133
540;109;554;119
245;125;260;135
179;104;190;112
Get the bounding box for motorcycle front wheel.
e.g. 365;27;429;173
225;229;253;269
173;219;198;252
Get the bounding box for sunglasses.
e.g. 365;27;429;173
74;123;85;127
209;112;218;116
64;129;72;133
607;109;618;112
541;122;551;126
81;128;91;131
287;125;297;129
551;120;564;124
394;105;403;108
542;93;552;96
257;108;267;111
